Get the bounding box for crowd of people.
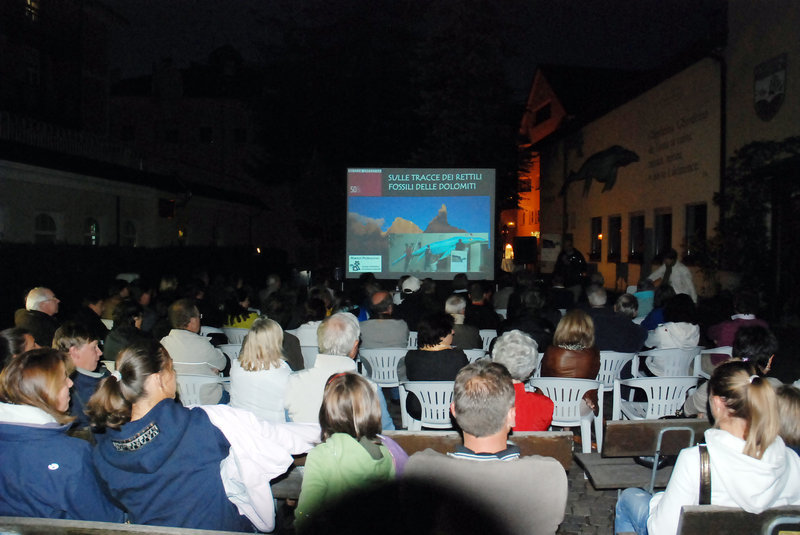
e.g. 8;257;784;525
0;252;798;534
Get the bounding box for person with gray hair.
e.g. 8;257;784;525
445;294;482;349
588;290;647;353
14;287;61;347
492;330;554;431
285;313;394;430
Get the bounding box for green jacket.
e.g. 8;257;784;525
295;433;395;526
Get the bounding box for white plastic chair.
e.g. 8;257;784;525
358;348;407;388
612;376;698;420
495;308;507;320
200;325;224;337
407;331;418;349
300;346;318;369
399;381;455;431
478;329;497;352
222;327;249;345
463;349;487;363
597;351;636;392
695;346;733;379
175;374;228;407
528;377;604;454
101;319;114;330
101;359;116;372
635;347;702;377
218;343;242;360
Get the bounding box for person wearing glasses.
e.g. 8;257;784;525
14;287;61;347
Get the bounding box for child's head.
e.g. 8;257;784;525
319;372;381;442
52;322;103;372
776;385;800;450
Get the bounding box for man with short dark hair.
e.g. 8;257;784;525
160;298;227;404
14;287;60;346
360;291;409;349
71;291;109;343
647;248;697;303
464;282;500;330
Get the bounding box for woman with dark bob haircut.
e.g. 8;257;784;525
295;373;396;528
0;348;124;521
399;312;468;420
87;340;318;532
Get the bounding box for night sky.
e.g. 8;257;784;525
104;0;725;102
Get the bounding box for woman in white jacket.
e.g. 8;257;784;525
615;360;800;535
643;294;700;376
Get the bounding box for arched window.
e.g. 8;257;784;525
34;213;56;244
84;217;99;246
122;220;137;247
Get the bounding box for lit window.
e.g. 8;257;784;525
589;217;602;261
34;213;56;244
84;218;99;246
25;0;39;22
607;215;621;263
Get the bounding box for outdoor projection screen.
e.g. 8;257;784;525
346;168;495;281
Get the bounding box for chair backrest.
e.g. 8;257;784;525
101;318;114;330
359;348;407;387
495;308;507;320
101;359;116;372
222;327;249;345
597;351;636;390
401;381;454;428
218;343;242;360
407;331;418;349
616;376;699;419
175;374;223;406
478;329;497;352
300;346;318;369
200;325;224;337
528;377;601;425
463;349;486;363
640;347;701;377
695;346;733;378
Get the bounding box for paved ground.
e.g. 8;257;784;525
558;464;618;535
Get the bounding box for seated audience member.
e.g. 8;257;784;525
776;385;800;456
395;276;425;331
160;298;227;404
683;325;780;417
285;313;394;430
589;291;647;353
706;290;768;367
498;288;556;351
446;294;482;350
103;300;150;364
404;360;568;535
101;279;129;320
548;274;576;311
464;281;501;330
14;287;60;347
129;279;158;333
640;284;676;331
0;328;38;369
451;273;469;295
398;312;468;419
492;330;553;431
263;295;304;371
493;273;514;311
293;298;327;346
223;288;259;329
53;322;106;428
633;279;655;319
360;290;410;349
70;291;109;343
0;348;124;521
541;309;600;413
294;373;397;528
87;341;318;532
615;361;800;535
643;293;700;377
230;318;291;422
258;273;282;312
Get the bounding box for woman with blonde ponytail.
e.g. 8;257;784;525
615;360;800;535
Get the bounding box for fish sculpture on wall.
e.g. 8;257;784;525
559;145;639;196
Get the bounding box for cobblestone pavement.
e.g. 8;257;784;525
558;464;618;535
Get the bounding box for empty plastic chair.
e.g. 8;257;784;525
528;377;604;453
358;348;407;388
612;376;699;420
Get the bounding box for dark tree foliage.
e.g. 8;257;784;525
249;0;525;268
